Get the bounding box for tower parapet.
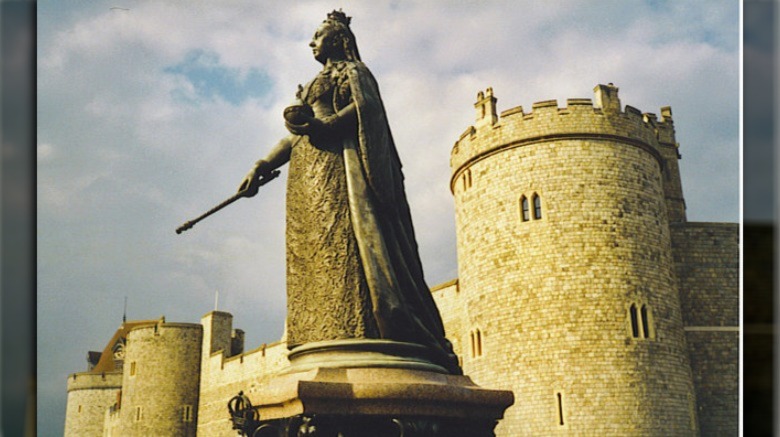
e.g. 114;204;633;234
451;84;686;222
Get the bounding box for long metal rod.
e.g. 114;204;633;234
176;170;280;234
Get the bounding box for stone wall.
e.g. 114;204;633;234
63;372;122;437
197;312;289;436
671;223;739;327
430;279;466;367
671;222;739;435
685;330;739;436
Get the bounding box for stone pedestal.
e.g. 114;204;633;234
231;340;514;437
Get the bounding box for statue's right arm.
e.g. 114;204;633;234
259;133;297;171
238;134;299;194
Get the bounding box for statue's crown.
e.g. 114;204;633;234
327;9;351;27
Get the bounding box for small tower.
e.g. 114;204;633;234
474;87;498;128
201;311;234;362
63;319;156;437
655;106;687;222
64;372;123;436
450;85;698;435
119;319;202;436
593;82;621;113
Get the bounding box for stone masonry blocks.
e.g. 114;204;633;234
121;322;203;436
64;372;122;437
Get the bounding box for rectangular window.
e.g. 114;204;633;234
182;405;193;422
521;197;530;221
470;329;483;357
629;305;639;338
557;392;565;426
129;361;136;376
640;305;654;339
533;195;542;219
462;169;473;191
640;305;650;338
135;406;142;422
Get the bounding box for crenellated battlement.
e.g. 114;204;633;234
197;336;289;436
128;320;203;337
67;371;123;392
451;84;678;187
204;340;287;375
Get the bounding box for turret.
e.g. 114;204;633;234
654;106;687;222
120;319;202;436
593;82;622;113
201;311;234;362
474;87;498;128
64;372;122;436
63;319;157;437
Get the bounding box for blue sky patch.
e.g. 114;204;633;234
164;49;273;105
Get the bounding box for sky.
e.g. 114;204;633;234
744;0;776;222
37;1;740;435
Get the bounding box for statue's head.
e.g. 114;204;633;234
310;10;361;64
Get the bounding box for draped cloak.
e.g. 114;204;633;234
285;61;461;375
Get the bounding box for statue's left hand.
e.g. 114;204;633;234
285;114;335;138
284;119;311;136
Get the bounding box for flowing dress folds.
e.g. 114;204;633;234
285;60;461;375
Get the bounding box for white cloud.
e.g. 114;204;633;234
37;142;55;161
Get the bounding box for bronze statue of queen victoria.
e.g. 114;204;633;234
239;11;460;375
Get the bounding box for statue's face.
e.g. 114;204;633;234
310;23;338;64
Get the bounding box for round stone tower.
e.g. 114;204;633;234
119;319;202;436
64;371;122;436
450;85;697;435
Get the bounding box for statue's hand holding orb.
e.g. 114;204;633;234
283;103;315;136
284;103;334;138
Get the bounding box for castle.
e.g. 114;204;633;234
64;84;738;436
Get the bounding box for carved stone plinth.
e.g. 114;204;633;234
231;340;514;437
241;414;505;437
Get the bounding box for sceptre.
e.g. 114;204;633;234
175;170;280;234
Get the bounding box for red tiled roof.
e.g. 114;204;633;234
90;320;157;373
